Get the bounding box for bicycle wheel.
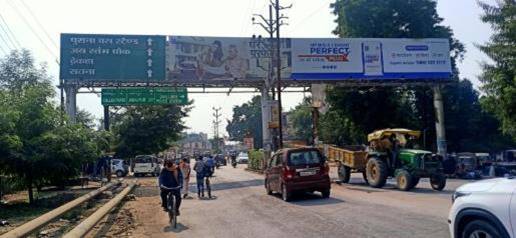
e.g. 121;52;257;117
168;194;177;228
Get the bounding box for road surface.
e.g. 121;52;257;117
97;165;471;238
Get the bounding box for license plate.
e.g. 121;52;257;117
299;171;316;176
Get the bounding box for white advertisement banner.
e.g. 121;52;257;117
291;38;452;80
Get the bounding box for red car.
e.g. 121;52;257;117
264;147;331;201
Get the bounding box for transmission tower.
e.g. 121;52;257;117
212;107;222;152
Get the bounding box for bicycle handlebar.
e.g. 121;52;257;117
160;185;181;190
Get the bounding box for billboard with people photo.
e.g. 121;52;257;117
165;36;292;82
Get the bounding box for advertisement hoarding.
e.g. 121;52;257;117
291;38;452;80
60;33;452;83
166;36;291;83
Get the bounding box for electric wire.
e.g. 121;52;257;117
0;42;7;55
290;1;329;32
0;19;18;50
19;0;58;49
0;31;13;52
0;12;22;49
7;0;59;64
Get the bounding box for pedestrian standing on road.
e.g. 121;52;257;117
203;155;215;199
180;158;191;198
193;156;206;198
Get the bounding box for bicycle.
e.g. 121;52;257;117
160;185;181;228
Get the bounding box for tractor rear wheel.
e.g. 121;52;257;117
338;165;351;183
366;157;388;188
396;170;414;191
430;173;446;191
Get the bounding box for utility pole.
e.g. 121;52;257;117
212;107;222;153
253;0;291;149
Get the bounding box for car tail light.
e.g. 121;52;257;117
283;166;296;180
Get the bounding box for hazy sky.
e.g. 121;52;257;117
0;0;494;138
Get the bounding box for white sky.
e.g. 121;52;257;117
0;0;494;138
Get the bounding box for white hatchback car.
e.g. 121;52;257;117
449;176;516;238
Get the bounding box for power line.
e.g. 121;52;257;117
290;1;329;32
19;0;58;49
0;42;7;55
0;12;22;49
0;31;13;52
7;0;59;64
212;107;222;152
0;19;18;50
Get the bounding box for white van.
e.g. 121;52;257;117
132;155;161;177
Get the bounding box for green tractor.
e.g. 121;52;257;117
336;128;446;191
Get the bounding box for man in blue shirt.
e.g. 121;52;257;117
158;159;183;215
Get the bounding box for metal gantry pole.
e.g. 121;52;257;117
65;84;77;123
433;85;447;158
103;105;110;131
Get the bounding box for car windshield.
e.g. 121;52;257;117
135;156;154;163
288;150;322;166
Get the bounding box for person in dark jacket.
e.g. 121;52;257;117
158;159;183;214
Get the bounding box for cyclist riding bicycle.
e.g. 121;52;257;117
158;159;183;215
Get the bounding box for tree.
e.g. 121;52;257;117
112;105;190;158
287;97;313;144
0;50;103;203
226;96;263;149
478;0;516;139
442;79;514;152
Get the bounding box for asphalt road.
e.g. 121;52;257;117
117;165;472;238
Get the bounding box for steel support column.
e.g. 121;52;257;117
433;86;447;157
65;84;77;123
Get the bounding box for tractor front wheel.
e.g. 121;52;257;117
396;170;414;191
366;157;388;188
430;174;446;191
338;165;351;183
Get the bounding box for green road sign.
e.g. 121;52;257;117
101;88;188;106
60;33;166;81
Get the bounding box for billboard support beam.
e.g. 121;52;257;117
65;84;77;123
103;106;110;131
433;85;447;157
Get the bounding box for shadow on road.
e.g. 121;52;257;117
163;223;189;233
337;180;455;195
186;179;264;193
270;192;345;205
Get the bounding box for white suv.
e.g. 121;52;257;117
449;177;516;238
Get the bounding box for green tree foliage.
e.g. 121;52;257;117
112;105;190;158
0;50;102;203
226;96;263;149
287;97;313;144
443;80;514;152
324;0;514;152
478;0;516;138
